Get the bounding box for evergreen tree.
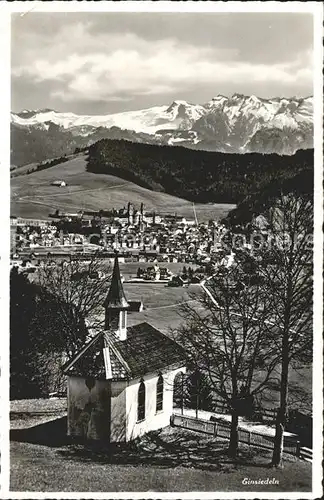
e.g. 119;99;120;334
183;370;215;412
10;268;51;398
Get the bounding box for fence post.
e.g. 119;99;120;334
214;424;218;438
248;430;251;447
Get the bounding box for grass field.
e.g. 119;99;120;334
10;422;311;492
11;154;235;221
123;282;201;334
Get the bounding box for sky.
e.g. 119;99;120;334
11;12;314;115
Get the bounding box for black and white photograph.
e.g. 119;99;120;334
2;1;323;497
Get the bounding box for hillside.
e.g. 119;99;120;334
86;139;314;204
10;154;234;221
226;165;314;226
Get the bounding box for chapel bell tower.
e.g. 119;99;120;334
104;252;129;341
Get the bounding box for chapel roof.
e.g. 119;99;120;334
62;322;186;381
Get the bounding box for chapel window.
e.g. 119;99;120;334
156;374;164;412
137;380;146;421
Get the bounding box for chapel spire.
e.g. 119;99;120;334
104;252;129;310
104;252;129;340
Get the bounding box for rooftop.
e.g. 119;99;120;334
63;322;186;380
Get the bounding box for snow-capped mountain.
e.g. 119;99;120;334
11;94;313;165
191;94;313;154
11;100;206;135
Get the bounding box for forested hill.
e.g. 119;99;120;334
87;139;313;205
225;164;313;226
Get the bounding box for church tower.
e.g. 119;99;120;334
127;202;134;225
104;253;129;341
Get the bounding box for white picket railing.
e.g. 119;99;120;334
171;413;300;456
299;446;313;462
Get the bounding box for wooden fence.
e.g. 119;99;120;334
171;413;300;456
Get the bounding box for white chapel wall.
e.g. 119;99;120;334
125;365;186;442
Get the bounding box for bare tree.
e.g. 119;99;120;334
174;257;280;459
255;193;313;467
34;254;111;358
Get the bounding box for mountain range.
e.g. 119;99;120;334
11;94;313;166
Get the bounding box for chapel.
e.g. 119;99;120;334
63;253;186;442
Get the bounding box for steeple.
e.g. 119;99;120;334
104;252;129;340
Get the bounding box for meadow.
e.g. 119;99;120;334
11;154;235;221
10;424;312;492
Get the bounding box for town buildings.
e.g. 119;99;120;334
11;202;229;268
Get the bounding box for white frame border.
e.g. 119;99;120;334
1;2;323;499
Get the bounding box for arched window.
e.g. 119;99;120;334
156;374;164;412
137;380;146;421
